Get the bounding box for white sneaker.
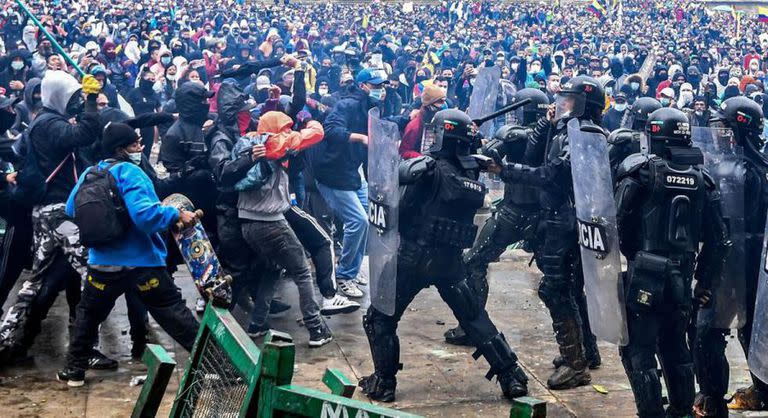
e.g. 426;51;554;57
337;280;364;298
354;272;369;286
355;256;369;285
321;294;361;316
195;298;206;314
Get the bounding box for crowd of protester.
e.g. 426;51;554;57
0;0;767;395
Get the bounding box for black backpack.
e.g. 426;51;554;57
73;161;131;248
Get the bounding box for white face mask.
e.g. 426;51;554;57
153;81;164;93
614;103;627;112
318;87;328;96
128;152;142;165
10;61;24;71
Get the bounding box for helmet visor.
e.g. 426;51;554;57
554;93;585;122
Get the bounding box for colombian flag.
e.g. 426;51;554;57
587;0;606;19
759;6;768;23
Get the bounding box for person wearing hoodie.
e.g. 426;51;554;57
56;122;200;387
124;68;161;158
158;82;218;244
398;84;446;159
228;110;334;347
0;71;117;368
646;66;668;99
10;77;41;137
0;49;31;98
601;91;628;132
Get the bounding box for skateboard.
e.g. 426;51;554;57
162;193;231;307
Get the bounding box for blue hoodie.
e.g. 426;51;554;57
66;161;179;267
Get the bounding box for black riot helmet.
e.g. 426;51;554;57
425;108;478;162
509;88;550;126
554;75;605;123
643;107;691;155
624;97;661;131
490;124;528;161
714;96;765;151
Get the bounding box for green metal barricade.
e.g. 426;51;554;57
133;306;421;417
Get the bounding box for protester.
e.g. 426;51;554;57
0;1;766;415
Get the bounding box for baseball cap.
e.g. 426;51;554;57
256;75;271;90
355;68;387;85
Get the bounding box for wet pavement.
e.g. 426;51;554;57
0;250;765;417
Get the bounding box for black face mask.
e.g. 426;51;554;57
718;74;729;86
172;47;183;56
185;102;209;125
65;93;85;117
0;109;14;134
140;78;155;94
256;89;269;103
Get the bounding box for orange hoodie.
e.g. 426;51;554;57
256;111;324;160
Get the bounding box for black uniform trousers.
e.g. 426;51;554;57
66;267;199;370
694;236;768;409
621;260;695;418
365;240;518;379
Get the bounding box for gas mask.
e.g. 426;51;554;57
65;92;85;117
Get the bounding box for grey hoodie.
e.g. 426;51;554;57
41;70;80;116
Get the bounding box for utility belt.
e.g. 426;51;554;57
626;251;690;312
414;216;478;249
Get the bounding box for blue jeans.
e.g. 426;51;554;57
316;178;368;281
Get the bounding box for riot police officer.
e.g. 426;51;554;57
614;108;730;417
607;97;662;176
443;88;551;346
486;76;607;390
694;97;768;415
359;108;529;402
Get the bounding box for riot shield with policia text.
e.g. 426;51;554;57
367;108;401;316
568;118;628;346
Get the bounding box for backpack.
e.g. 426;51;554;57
73;161;131;248
11;113;75;207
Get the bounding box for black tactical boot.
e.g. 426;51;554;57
693;393;728;418
547;319;591;390
498;364;529;399
359;373;396;402
362;312;402;402
444;326;473;346
473;333;528;398
665;363;695;417
583;332;602;369
553;354;600;370
627;369;665;418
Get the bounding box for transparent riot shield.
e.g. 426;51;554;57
466;66;501;139
568;118;628;345
749;211;768;383
367;108;401;316
692;126;747;330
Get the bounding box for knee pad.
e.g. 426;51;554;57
442;279;481;321
537;275;570;309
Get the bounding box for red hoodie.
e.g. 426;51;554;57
399;110;427;160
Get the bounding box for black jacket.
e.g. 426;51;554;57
314;88;371;191
29;109;100;205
